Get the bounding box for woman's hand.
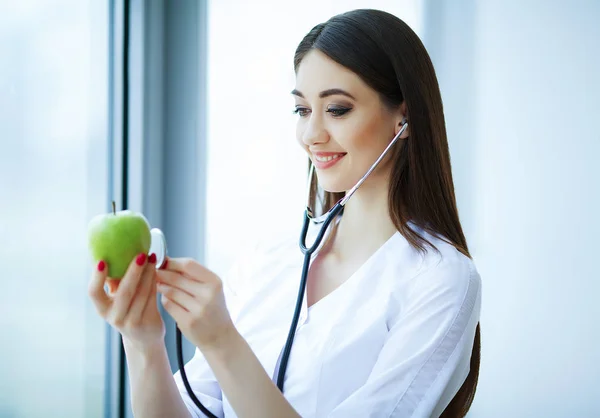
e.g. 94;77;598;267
88;253;166;352
156;257;236;352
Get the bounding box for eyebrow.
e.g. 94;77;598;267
291;88;356;100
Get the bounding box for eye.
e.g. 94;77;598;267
293;106;310;117
326;106;352;117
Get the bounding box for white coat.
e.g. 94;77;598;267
174;215;482;418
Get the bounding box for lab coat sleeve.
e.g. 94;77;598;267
173;244;257;418
326;256;482;418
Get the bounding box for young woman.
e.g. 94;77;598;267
89;9;481;418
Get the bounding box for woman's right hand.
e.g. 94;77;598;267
88;252;166;352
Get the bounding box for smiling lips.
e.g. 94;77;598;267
312;152;347;169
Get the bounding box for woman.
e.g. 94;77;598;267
89;9;481;418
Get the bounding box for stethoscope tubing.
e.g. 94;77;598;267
276;202;344;390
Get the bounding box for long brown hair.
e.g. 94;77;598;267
294;9;481;417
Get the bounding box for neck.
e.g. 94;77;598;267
327;172;398;262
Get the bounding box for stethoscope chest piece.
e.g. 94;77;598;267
149;228;168;269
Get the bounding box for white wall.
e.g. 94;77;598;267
424;0;600;416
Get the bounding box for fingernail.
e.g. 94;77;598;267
160;258;169;270
136;253;147;266
97;260;106;272
148;253;157;264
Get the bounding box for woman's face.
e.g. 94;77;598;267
293;49;408;193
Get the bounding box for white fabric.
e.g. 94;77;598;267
173;215;482;418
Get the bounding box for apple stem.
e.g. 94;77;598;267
112;201;116;215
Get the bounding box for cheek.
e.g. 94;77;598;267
296;123;306;148
341;117;396;175
340;117;384;154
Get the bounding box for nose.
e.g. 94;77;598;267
300;114;329;147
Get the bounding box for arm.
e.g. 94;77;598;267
168;249;260;418
155;242;299;418
201;327;302;418
180;245;301;418
124;340;194;418
326;257;482;418
124;257;247;418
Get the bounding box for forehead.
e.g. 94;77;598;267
295;49;368;97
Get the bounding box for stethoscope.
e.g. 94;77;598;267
150;120;409;417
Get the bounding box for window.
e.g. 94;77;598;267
0;1;109;417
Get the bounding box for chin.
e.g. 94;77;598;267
321;186;346;194
315;177;354;194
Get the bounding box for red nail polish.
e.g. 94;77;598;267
148;253;157;264
161;258;169;269
136;253;147;266
97;260;106;272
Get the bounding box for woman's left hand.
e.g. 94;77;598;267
156;257;236;351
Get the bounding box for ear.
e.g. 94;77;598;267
394;101;410;139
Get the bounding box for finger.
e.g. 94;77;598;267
161;257;218;284
128;253;158;323
142;268;159;317
156;269;201;297
88;260;111;317
111;253;148;326
160;292;189;324
157;282;197;312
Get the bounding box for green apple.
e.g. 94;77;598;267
88;201;151;279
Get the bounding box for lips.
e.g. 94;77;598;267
312;152;346;169
314;153;346;162
313;151;346;156
313;151;347;160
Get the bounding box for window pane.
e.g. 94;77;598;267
0;1;109;417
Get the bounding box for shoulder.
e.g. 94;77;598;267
399;223;482;313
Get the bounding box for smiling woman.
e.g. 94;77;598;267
292;10;481;417
168;8;481;418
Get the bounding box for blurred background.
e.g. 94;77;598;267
0;0;598;417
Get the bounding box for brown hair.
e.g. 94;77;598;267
295;9;480;417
